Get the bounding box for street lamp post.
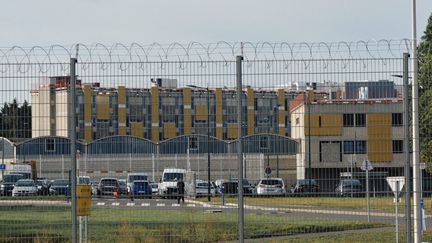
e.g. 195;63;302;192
187;85;211;202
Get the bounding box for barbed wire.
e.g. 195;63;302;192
0;39;420;74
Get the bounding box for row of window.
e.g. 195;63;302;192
342;113;403;127
318;139;404;162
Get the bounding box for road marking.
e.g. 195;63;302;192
96;202;105;206
186;204;196;207
111;202;120;206
172;203;180;207
203;204;211;208
126;203;135;206
141;203;150;207
156;203;165;207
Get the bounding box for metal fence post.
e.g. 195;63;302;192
403;52;411;243
236;55;244;243
70;57;78;243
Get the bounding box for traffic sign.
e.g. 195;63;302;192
265;166;272;176
386;176;405;197
0;164;5;170
77;185;91;216
361;160;373;171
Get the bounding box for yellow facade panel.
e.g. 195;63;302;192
247;87;254;135
84;127;92;142
367;113;392;162
163;122;176;139
83;85;92;123
118;86;126;125
183;88;191;135
227;124;238;139
152;127;159;142
304;114;342;136
96;94;110;120
195;105;208;121
118;127;126;136
131;122;144;138
216;127;223;139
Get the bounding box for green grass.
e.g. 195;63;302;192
0;205;387;243
197;196;432;214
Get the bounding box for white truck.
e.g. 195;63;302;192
158;168;186;197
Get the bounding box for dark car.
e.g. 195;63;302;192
335;179;363;197
35;179;50;195
0;174;24;196
97;178;120;196
132;180;152;198
221;181;238;195
291;179;320;194
49;179;70;195
118;180;127;195
230;178;253;195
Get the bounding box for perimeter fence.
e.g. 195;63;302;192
0;40;430;242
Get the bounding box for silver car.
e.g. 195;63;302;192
256;178;286;195
12;179;37;197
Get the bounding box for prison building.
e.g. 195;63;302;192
31;77;295;142
290;92;404;191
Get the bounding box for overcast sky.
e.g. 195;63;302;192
1;0;431;47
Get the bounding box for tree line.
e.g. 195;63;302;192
0;99;31;141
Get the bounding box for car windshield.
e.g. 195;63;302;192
52;180;69;186
151;184;158;188
260;179;283;186
128;175;147;183
298;179;317;185
196;182;214;188
163;173;183;182
101;179;118;186
134;181;148;187
16;180;35;187
341;180;361;186
119;181;126;187
78;177;90;185
3;174;23;183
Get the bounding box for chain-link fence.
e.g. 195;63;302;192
0;40;430;242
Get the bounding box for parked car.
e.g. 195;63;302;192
291;179;320;194
195;180;215;197
12;179;37;197
231;178;253;195
256;178;286;196
78;176;91;185
150;182;159;195
49;179;70;195
335;179;363;197
132;180;152;198
118;179;128;195
97;178;120;196
126;173;148;192
221;181;238;195
158;168;186;197
35;179;50;195
0;174;24;196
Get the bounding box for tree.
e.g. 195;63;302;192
0;99;31;141
419;14;432;171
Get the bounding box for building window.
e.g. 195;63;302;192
188;137;198;150
343;141;355;154
392;113;403;126
45;138;55;152
260;136;269;149
295;117;300;125
343;114;354;127
355;140;367;154
355;113;366;127
318;116;322;127
393;140;403;153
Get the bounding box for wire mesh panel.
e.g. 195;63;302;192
0;41;431;242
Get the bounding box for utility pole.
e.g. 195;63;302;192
236;55;244;243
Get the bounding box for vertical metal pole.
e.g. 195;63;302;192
276;154;279;178
2;138;4;178
366;167;370;222
236;55;244;243
307;92;311;192
207;87;211;202
79;216;82;243
70;58;78;243
62;155;65;179
152;153;155;182
396;180;400;243
403;52;412;243
411;0;421;242
85;216;88;243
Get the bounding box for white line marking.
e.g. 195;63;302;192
126;203;135;206
157;203;165;207
172;203;180;207
111;202;120;206
186;204;196;207
96;202;105;206
141;203;150;207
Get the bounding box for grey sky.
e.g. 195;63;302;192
1;0;431;46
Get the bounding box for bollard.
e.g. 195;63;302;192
221;187;225;206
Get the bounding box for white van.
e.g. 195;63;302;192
158;168;186;197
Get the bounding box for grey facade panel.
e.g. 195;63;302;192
159;135;228;154
16;136;85;156
87;136;156;154
229;134;298;155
